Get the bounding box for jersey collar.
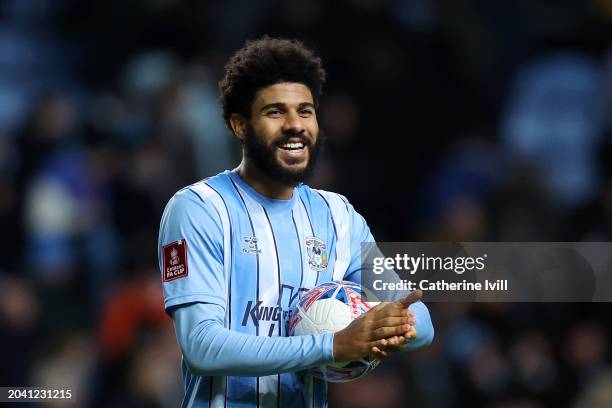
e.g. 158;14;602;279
227;170;298;212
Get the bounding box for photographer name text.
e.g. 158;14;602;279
372;279;508;292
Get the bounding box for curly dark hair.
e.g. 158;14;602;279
218;36;326;128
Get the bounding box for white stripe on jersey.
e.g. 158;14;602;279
190;181;233;316
184;375;200;408
316;191;351;282
294;196;317;290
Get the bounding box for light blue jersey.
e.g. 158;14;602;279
158;170;434;408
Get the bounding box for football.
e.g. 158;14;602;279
288;280;381;382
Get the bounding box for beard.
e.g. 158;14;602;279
242;124;324;186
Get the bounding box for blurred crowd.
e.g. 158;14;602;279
1;0;612;407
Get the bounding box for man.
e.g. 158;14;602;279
158;37;434;408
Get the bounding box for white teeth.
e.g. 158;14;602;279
281;142;304;150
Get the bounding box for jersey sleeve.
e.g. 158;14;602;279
158;188;228;312
173;302;336;376
342;197;375;284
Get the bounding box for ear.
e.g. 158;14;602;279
229;113;247;141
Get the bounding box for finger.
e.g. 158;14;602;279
396;290;423;308
371;338;392;349
372;338;405;354
387;336;400;347
374;302;410;319
383;335;406;347
376;336;400;350
374;293;421;319
372;324;413;339
405;326;418;341
393;336;408;348
372;316;411;330
371;346;388;360
380;336;408;352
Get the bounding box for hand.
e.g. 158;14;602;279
333;290;423;362
366;301;417;359
370;295;420;359
370;317;418;360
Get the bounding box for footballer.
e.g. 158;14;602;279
158;37;434;407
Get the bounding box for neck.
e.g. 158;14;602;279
235;159;295;200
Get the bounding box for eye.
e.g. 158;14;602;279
266;109;283;118
299;108;314;117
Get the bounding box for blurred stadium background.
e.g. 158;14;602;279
1;0;612;407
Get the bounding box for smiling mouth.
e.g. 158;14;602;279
279;142;305;151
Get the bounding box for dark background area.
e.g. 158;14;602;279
1;0;612;406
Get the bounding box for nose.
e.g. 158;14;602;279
282;110;305;135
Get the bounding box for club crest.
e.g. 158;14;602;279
305;236;328;272
242;236;261;254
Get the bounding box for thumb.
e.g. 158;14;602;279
396;290;422;308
